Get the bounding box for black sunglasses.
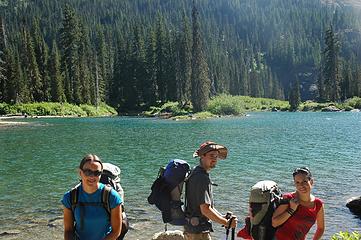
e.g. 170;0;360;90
82;169;102;177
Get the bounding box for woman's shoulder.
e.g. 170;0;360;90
313;195;324;206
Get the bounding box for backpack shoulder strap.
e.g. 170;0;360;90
70;184;80;213
102;185;112;215
184;169;194;212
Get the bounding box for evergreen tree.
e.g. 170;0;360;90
49;40;65;102
132;25;147;107
78;25;92;104
95;26;108;102
191;2;211;112
289;78;301;111
122;40;138;111
144;29;158;106
22;28;42;102
341;60;352;100
0;17;7;102
4;47;16;103
165;29;177;101
322;25;341;102
178;12;192;104
60;3;81;103
32;17;50;101
155;14;168;103
109;34;126;109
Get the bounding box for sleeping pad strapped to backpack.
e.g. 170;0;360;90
71;162;129;240
148;159;191;225
239;180;287;240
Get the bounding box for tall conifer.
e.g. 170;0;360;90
23;28;42;102
178;12;192;104
60;4;81;103
49;40;65;102
322;25;341;102
0;17;7;102
191;2;210;112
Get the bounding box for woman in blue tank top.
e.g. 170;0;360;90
62;154;122;240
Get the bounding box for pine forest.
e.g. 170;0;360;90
1;0;361;112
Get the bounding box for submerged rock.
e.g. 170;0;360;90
346;196;361;216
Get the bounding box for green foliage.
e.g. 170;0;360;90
0;102;117;117
299;101;338;111
143;101;189;117
207;94;289;115
331;231;361;240
300;97;361;111
3;0;361;110
343;97;361;109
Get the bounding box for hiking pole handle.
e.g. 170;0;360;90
224;213;234;240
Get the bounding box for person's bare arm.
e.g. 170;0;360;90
200;203;237;228
312;204;325;240
63;207;74;240
272;199;298;227
103;205;122;240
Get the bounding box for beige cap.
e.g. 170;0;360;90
193;141;228;159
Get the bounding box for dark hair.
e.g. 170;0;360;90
292;167;312;179
79;154;103;170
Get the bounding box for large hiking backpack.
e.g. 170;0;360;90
70;162;129;240
248;180;283;240
148;159;191;226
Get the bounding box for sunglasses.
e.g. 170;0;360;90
82;169;102;177
292;167;312;178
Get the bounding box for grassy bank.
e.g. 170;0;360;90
0;102;117;117
300;97;361;111
145;95;361;120
143;94;290;119
207;94;289;115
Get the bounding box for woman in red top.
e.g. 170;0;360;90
272;167;325;240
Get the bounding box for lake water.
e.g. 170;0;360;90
1;112;361;239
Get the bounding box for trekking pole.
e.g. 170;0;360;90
231;227;235;240
224;211;233;240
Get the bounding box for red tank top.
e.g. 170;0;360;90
275;193;323;240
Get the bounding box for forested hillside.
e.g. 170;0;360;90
1;0;361;112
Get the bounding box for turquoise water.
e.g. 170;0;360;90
1;112;361;239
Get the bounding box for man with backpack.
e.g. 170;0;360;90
184;141;238;240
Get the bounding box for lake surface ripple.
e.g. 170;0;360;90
1;112;361;239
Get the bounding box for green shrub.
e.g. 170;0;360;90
0;103;9;115
0;102;117;117
207;94;289;114
300;101;331;111
331;231;361;240
160;102;189;115
207;94;245;115
344;97;361;109
144;101;190;117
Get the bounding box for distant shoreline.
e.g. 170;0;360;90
0;115;81;127
0;116;28;126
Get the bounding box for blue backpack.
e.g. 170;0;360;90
148;159;191;226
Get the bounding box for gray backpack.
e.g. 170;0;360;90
248;180;283;240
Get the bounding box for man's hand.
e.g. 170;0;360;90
226;215;238;229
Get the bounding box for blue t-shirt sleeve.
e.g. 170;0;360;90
61;190;72;209
109;189;122;209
